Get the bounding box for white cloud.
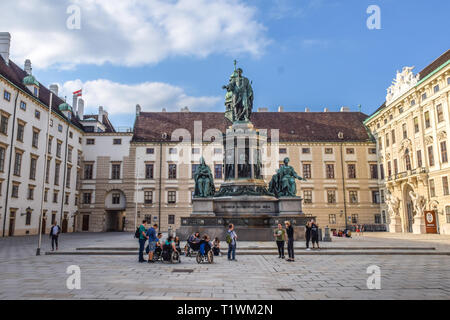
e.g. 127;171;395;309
0;0;269;69
60;79;221;115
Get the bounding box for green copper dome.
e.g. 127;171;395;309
23;75;40;87
58;102;72;112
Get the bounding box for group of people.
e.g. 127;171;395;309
137;220;181;263
273;219;321;261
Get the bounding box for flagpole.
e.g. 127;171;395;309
36;92;52;256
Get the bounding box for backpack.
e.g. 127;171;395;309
134;227;141;239
225;232;232;244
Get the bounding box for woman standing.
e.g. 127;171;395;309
284;221;295;262
305;220;312;251
311;219;320;249
273;223;286;259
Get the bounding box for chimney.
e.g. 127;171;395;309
162;108;166;112
340;106;350;112
98;106;104;123
49;84;59;96
304;107;310;112
257;107;268;112
0;32;11;64
136;104;141;116
323;107;329;112
77;98;84;119
181;106;190;112
24;59;32;75
278;106;284;112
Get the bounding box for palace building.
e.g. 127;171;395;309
365;49;450;234
1;32;384;236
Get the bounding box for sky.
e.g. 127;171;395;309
0;0;449;128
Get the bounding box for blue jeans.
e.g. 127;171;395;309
138;238;146;262
228;243;236;260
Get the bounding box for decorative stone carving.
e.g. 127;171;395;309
385;192;400;217
437;130;447;141
399;139;412;155
425;136;434;145
386;66;420;104
409;191;427;218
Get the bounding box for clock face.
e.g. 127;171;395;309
426;213;434;223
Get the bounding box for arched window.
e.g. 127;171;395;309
405;149;412;171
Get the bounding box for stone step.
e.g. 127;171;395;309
75;246;436;251
46;250;450;256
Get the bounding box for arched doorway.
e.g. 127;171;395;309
403;184;414;233
104;190;127;232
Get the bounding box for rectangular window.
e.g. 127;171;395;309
436;104;444;123
380;164;384;180
378;138;382;150
25;210;32;225
391;130;396;144
3;90;11;101
417;150;423;168
387;161;392;177
368;148;376;154
83;192;91;204
144;191;153;204
0;146;5;172
54;162;60;185
56;142;62;158
27;187;34;200
351;214;358;224
394;159;398;175
32;130;39;148
422;93;427;101
385;133;390;147
370;164;378;179
443;176;449;196
302;148;310;154
372;190;380;204
13;152;22;176
428;146;434;167
86;138;95;145
11;184;19;198
168;191;176;204
146;148;154;154
84;163;93;180
346;148;355;154
329;214;336;224
17;123;24;142
347;164;356;179
414;117;419;133
145;164;154;179
349;191;358;204
112;193;120;204
169;148;177;154
327;190;336;204
303;190;312;204
214;164;223;179
410;99;416;106
303;163;311;179
326;164;335;179
111;164;121;180
429;179;436;197
168;215;175;225
45;159;50;183
48;137;52;154
402;123;408;139
214;148;222;154
20;101;26;110
434;85;440;93
168;164;177;179
446;206;450;224
113;138;122;145
374;214;381;224
66;167;71;188
324;148;333;154
441;141;448;163
380;190;385;204
424;111;431;128
34;110;40;119
0;115;8;134
29;157;37;180
279;148;287;154
53;192;58;203
57;124;63;132
191;164;199;179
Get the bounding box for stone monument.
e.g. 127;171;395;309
177;63;310;241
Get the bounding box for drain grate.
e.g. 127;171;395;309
172;269;194;273
277;288;294;292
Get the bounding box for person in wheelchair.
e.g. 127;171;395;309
196;235;214;264
152;233;164;261
185;232;200;256
161;236;181;263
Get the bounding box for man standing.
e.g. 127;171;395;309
146;223;158;263
226;224;238;261
138;220;148;263
49;221;61;251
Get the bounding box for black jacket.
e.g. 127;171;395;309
286;226;294;239
50;225;61;237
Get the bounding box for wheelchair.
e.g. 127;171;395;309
184;241;200;257
196;242;214;264
153;245;181;263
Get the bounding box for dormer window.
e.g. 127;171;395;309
33;87;38;97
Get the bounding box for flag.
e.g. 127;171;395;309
73;89;82;97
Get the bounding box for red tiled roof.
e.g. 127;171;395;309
133;111;372;143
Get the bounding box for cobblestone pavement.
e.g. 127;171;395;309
1;233;449;300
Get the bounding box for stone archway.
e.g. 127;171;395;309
104;189;127;232
403;183;415;233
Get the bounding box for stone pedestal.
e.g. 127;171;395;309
192;198;215;216
389;216;403;233
278;197;303;216
412;216;426;234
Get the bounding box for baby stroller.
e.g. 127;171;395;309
196;241;214;264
